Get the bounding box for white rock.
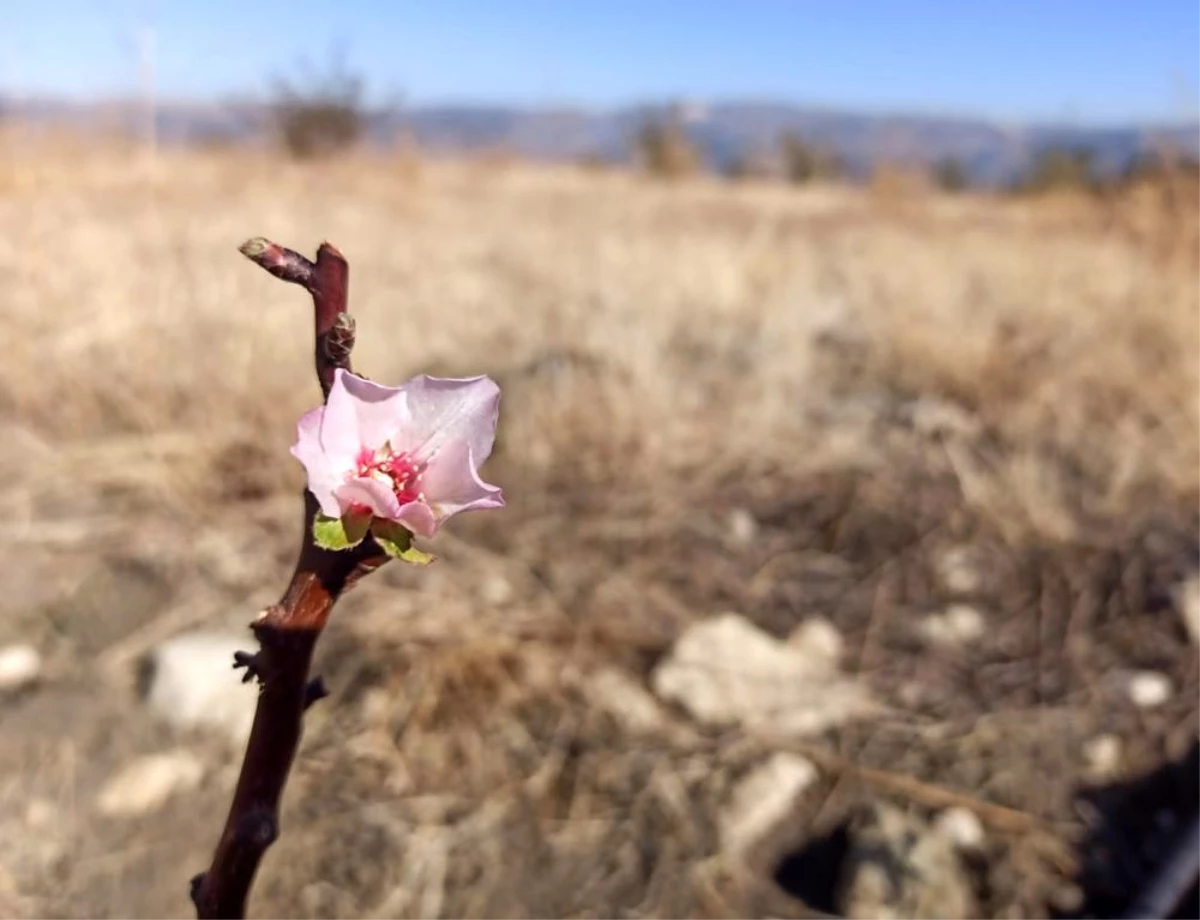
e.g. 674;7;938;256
0;644;41;693
788;617;844;664
920;604;986;646
24;798;56;830
96;750;205;817
478;574;514;607
935;545;982;595
720;753;818;862
1172;575;1200;645
586;667;669;736
840;802;976;919
726;508;758;546
933;807;985;851
1082;734;1122;779
909;397;982;439
359;687;393;726
1126;671;1172;709
143;632;258;746
651;613;879;737
945;604;985;639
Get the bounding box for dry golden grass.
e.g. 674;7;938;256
3;133;1195;543
0;131;1197;918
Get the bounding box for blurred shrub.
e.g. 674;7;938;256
635;114;704;178
723;149;775;181
1097;146;1200;265
1117;147;1200;189
778;131;844;183
932;157;970;192
869;161;932;207
271;54;374;159
1015;145;1098;194
576;152;615;172
190;125;244;152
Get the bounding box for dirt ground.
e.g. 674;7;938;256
0;136;1197;919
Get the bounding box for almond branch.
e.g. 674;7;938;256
190;239;387;919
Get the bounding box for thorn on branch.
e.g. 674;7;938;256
232;650;261;684
303;676;329;710
189;873;206;910
236;809;279;849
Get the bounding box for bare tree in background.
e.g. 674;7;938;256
932;157;969;193
635;106;705;178
778;131;844;184
271;50;384;159
1015;145;1098;194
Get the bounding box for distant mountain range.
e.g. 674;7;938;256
4;95;1197;186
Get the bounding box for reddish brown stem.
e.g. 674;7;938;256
190;240;386;919
236;238;355;397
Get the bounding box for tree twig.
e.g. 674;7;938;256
190;239;387;919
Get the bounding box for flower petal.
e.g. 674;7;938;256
418;439;504;511
333;477;403;520
290;406;343;518
338;369;413;452
393;501;439;538
435;487;506;520
390;375;500;467
318;370;365;467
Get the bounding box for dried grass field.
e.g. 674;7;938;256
0;132;1197;918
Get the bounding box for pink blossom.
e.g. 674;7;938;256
291;368;504;538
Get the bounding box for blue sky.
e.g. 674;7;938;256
3;0;1197;124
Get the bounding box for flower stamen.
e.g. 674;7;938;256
350;442;425;507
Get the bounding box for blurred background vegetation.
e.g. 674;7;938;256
1;3;1197;918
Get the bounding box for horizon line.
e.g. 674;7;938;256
3;87;1199;133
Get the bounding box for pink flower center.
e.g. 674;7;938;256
353;444;425;510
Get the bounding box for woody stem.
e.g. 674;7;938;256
189;240;387;920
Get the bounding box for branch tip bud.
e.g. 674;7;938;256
239;237;270;259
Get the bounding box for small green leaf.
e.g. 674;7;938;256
312;511;371;551
372;519;435;565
